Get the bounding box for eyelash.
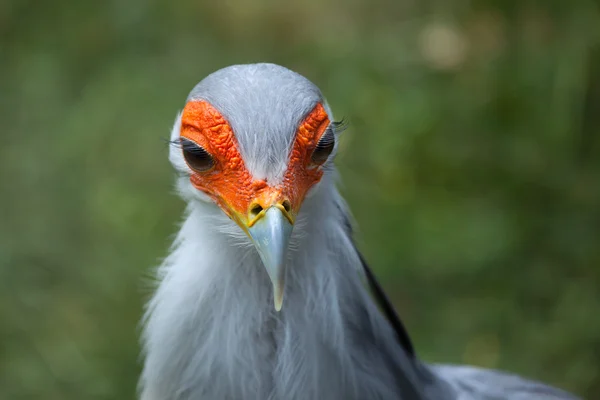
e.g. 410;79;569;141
310;119;347;165
331;119;348;133
172;138;215;172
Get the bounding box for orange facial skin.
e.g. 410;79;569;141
180;100;331;227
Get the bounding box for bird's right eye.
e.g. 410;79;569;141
180;138;215;173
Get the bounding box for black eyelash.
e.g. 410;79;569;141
331;118;348;134
312;126;336;164
174;138;215;172
167;138;180;148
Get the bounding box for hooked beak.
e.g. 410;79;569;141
247;205;294;311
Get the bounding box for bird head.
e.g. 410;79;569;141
169;64;342;311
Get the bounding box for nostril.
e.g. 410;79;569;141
282;200;291;213
250;204;263;217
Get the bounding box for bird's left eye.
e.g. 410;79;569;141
180;138;215;172
311;128;335;164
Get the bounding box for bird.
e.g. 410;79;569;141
139;63;580;400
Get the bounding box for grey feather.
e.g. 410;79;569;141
432;365;579;399
140;63;580;400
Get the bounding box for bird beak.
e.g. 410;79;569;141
247;206;294;311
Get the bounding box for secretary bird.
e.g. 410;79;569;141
139;63;579;400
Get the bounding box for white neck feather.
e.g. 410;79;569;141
139;181;439;400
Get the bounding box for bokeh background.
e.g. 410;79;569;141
2;0;600;398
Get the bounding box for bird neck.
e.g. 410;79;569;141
140;184;436;400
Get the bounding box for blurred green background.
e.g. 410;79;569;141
2;0;600;398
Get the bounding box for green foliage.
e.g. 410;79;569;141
1;0;599;398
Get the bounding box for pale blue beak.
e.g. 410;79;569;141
247;207;293;311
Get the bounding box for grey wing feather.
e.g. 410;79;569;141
334;197;416;357
334;195;581;400
431;364;581;400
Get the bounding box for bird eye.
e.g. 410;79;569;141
180;138;215;172
311;127;335;164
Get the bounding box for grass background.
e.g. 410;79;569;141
1;0;599;398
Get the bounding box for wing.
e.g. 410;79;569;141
431;364;581;399
335;198;580;399
335;198;416;358
356;248;416;358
